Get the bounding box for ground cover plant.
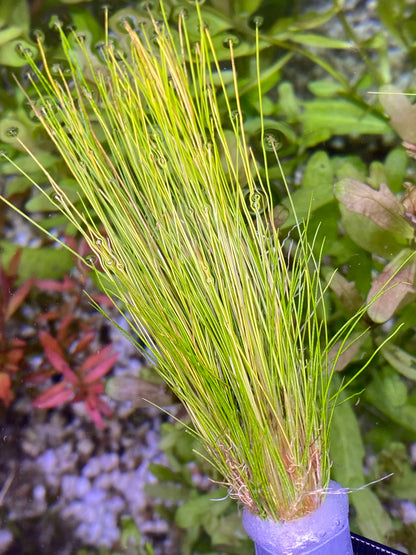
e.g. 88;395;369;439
1;0;416;553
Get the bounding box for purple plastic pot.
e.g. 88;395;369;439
242;481;353;555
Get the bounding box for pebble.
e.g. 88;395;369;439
0;529;13;553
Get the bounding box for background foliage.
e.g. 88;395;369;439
1;0;416;552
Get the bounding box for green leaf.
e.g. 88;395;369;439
149;463;185;483
300;100;390;136
25;180;83;212
333;157;367;182
0;26;22;46
282;151;334;226
335;179;414;239
2;152;59;177
307;79;344;98
298;127;332;148
330;387;392;542
365;369;416;435
0;38;38;67
0;243;74;282
204;511;249;548
338;205;405;258
385;147;408;194
352;489;392;543
232;0;263;12
278;82;299;120
0;0;30;32
377;0;406;48
175;489;230;528
368;161;387;189
0;116;38;150
330;395;365;488
145;482;189;503
381;343;416;382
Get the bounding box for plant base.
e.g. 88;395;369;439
242;481;353;555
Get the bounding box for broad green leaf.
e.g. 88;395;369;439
330;388;392;542
4;175;33;196
298;127;332;148
0;117;38;151
335;179;414;239
365;370;416;435
0;26;22;46
2;152;59;176
175;489;230;528
330;395;365;488
203;512;250;548
0;243;74;282
25;180;83;212
338;205;405;258
282;151;334;226
70;7;106;44
377;0;406;48
352;489;392;543
278;82;299;120
333;157;367;182
381;343;416;382
385;147;408;193
149;463;185;484
368;161;387;189
307;79;344;98
300;100;390;136
0;38;38;67
303;150;334;189
367;249;416;323
232;0;262;12
253;53;293;96
0;0;30;32
145;482;188;503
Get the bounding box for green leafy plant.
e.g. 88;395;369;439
0;2;393;528
142;421;252;554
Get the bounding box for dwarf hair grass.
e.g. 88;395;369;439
0;3;387;522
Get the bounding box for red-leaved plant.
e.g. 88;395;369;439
34;331;118;429
0;249;34;406
1;239;119;428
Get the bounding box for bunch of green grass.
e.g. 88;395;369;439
2;5;366;522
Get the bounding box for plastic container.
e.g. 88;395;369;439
242;481;353;555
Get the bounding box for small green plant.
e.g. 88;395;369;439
0;2;396;525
